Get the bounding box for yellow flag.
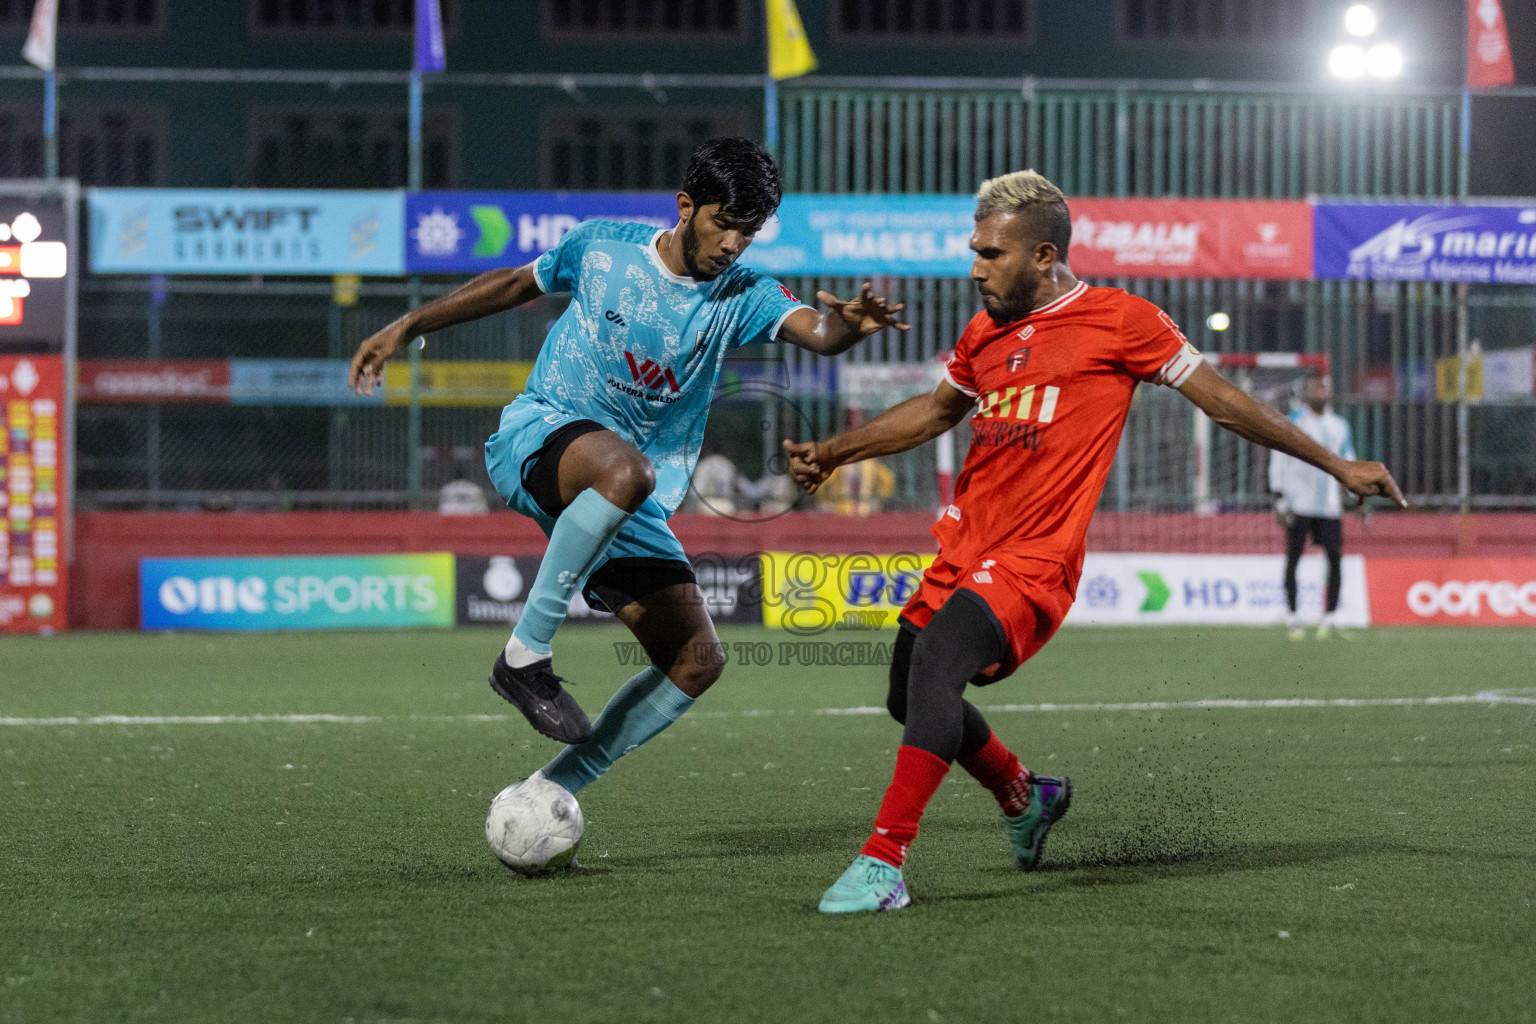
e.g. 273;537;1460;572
766;0;817;80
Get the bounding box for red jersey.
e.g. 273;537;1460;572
937;283;1201;589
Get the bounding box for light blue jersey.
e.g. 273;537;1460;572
517;219;808;515
1268;406;1355;518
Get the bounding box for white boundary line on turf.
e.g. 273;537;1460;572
0;691;1532;727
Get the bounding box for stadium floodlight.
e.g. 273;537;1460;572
1365;42;1404;78
1343;4;1377;37
1206;312;1232;332
1329;44;1368;79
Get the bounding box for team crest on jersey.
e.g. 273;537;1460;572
1007;348;1031;372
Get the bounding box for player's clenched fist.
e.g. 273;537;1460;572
782;438;835;494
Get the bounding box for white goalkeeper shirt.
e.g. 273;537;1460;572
1268;406;1355;519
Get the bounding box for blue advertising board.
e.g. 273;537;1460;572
1314;202;1536;283
405;191;677;273
742;194;976;278
140;554;455;631
88;189;406;275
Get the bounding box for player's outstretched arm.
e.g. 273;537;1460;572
348;263;544;395
777;280;909;357
782;379;973;494
1176;363;1407;508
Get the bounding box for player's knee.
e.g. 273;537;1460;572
672;648;724;695
600;454;656;512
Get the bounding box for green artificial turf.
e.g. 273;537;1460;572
1;625;1533;1023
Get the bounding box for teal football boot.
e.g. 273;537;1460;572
818;854;911;914
1004;775;1072;871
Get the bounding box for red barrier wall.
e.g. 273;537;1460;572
72;510;1536;631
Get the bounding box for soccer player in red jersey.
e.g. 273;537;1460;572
785;170;1406;913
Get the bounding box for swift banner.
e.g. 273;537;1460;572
0;356;67;633
140;554;455;631
744;196;1312;279
88;189;406;275
1314;202;1536;283
405;192;676;273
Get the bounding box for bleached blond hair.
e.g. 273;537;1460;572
974;169;1072;251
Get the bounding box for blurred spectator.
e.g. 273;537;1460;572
439;477;490;515
816;459;895;516
686;450;743;515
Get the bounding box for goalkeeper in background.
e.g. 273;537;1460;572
1269;372;1355;639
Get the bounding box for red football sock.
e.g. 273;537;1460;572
957;730;1033;818
860;745;951;868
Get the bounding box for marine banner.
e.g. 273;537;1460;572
1313;202;1536;283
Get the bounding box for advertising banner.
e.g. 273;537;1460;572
140;553;455;631
0;193;70;345
1366;558;1536;627
743;196;1312;280
1067;553;1370;626
406;192;676;274
0;355;67;633
1068;199;1312;279
77;359;230;403
759;550;934;633
456;553;762;627
229;360;376;406
1313;202;1536;283
88;189;406;275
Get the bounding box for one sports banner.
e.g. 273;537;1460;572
0;355;67;634
405;192;676;274
87;189;406;275
140;554;456;631
1066;553;1370;627
743;195;1312;279
1314;202;1536;283
1467;0;1516;89
1366;558;1536;627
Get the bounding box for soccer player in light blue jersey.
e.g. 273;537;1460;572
349;138;905;798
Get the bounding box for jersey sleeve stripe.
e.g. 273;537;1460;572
769;303;813;342
943;363;979;398
529;258;550;295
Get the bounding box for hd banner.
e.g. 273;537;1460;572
140;554;455;631
1313;202;1536;283
406;192;676;274
1066;553;1370;627
88;189;406;275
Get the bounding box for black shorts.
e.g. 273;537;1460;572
518;418;696;614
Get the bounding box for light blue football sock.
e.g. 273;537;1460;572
540;666;695;794
509;488;630;659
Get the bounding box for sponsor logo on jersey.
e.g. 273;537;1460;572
777;283;799;302
1007;347;1031;372
623;351;681;393
977;384;1059;423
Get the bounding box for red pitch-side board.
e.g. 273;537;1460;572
0;355;67;633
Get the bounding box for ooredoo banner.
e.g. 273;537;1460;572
140;554;455;631
1366;558;1536;627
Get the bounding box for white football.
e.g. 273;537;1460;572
485;773;584;875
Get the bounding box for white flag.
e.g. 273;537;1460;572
23;0;57;71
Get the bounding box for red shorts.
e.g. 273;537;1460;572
899;552;1074;681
